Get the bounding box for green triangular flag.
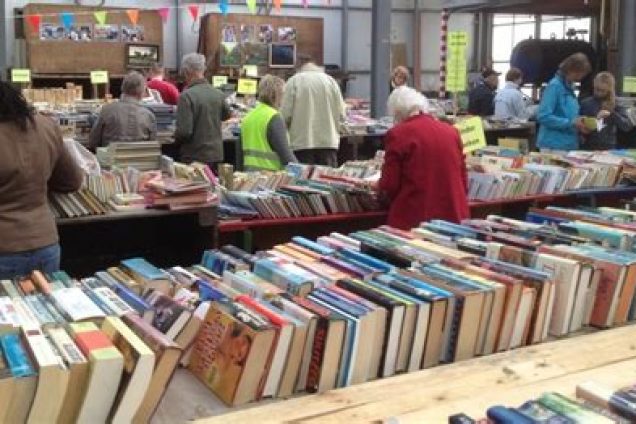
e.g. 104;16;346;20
247;0;257;14
94;10;107;25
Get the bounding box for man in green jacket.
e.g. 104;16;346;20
175;53;232;171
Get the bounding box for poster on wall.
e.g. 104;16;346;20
277;27;297;42
121;25;145;43
94;24;120;41
40;24;67;41
67;25;93;41
220;42;241;67
258;25;273;43
222;25;238;43
240;25;256;43
242;43;268;66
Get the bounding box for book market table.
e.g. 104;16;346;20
56;205;217;276
194;324;636;423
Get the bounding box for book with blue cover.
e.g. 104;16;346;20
0;333;35;378
253;259;316;297
292;237;336;256
337;248;395;274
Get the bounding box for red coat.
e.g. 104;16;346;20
379;113;470;230
147;78;180;106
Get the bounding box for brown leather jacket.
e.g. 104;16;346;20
0;114;83;253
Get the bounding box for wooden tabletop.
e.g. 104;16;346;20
195;324;636;423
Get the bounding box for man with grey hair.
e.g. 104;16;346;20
89;71;157;149
175;52;231;171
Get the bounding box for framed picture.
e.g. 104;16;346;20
126;44;160;68
221;25;238;43
269;43;296;68
242;43;269;66
277;26;297;42
67;25;93;42
220;42;241;68
240;25;256;43
121;25;145;43
94;24;120;42
258;25;273;43
40;23;67;41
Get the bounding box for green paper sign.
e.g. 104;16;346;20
624;76;636;94
455;117;486;154
11;69;31;83
212;75;228;88
90;70;109;85
243;65;258;78
237;78;258;95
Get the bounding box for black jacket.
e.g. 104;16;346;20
579;97;634;150
468;80;496;116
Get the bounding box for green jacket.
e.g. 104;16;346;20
175;79;231;164
240;103;283;171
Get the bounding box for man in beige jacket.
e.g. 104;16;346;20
280;62;346;167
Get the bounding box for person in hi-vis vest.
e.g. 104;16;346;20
240;75;298;171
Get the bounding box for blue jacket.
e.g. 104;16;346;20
537;74;580;150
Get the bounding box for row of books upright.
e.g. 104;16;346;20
451;381;636;423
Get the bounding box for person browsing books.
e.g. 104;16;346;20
0;81;83;278
580;72;633;150
240;75;297;171
147;62;180;106
378;87;470;230
390;66;410;93
494;68;537;121
175;53;232;172
536;53;592;152
88;71;157;149
468;68;500;116
280;60;346;167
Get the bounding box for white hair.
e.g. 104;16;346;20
387;86;429;121
181;53;206;76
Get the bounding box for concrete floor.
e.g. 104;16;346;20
153;369;281;423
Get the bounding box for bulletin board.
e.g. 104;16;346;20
199;13;323;74
23;3;163;75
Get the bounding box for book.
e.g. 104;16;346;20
68;323;124;424
253;258;316;296
515;399;575;423
122;313;182;423
1;332;37;423
121;258;173;295
50;287;106;322
143;290;193;340
538;392;614;423
0;347;14;423
188;301;277;405
576;382;636;421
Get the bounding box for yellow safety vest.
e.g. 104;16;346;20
240;103;283;171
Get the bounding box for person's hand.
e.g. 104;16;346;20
597;109;611;120
574;117;591;135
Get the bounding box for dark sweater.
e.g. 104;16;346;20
579;97;634;150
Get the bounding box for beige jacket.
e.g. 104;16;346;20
280;65;346;151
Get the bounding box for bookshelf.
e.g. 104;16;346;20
195;324;636;423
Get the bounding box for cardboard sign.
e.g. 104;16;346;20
243;65;258;78
212;75;229;88
237;78;258;95
455;117;487;154
90;70;109;85
11;69;31;83
624;76;636;94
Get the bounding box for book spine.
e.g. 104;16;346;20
82;288;115;315
0;333;35;377
305;318;327;393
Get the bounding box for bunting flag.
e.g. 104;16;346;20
247;0;257;14
302;0;309;8
126;9;140;25
60;12;75;30
94;10;107;25
26;14;41;33
219;0;229;16
158;7;170;23
188;5;200;20
273;0;282;12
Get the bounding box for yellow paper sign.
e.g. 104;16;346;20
624;76;636;94
90;70;109;85
237;78;258;95
455;117;487;154
243;65;258;78
11;69;31;83
212;75;229;88
447;55;467;92
448;31;468;48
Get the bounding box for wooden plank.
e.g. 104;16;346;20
195;325;636;423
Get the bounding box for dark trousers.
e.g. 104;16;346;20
0;243;61;279
294;149;338;167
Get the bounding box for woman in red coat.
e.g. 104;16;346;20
378;86;470;230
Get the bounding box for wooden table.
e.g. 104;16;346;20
196;324;636;423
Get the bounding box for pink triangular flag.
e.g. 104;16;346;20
188;5;199;21
158;7;170;23
273;0;282;12
26;14;41;34
302;0;309;8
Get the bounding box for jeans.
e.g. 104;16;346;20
0;244;61;279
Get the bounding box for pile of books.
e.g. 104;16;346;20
143;177;215;210
451;382;636;423
49;188;109;219
97;141;162;171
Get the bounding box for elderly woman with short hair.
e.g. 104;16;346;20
378;86;470;230
240;74;297;171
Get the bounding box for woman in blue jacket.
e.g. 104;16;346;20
537;53;592;151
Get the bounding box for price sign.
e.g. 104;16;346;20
237;78;258;95
243;65;258;78
11;69;31;83
90;70;109;85
212;75;229;88
455;117;486;154
624;76;636;94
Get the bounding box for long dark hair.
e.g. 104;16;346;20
0;81;35;131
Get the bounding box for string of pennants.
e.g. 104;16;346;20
23;0;334;33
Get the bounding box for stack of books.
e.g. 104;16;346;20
451;381;636;423
97;141;162;171
143;177;215;210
